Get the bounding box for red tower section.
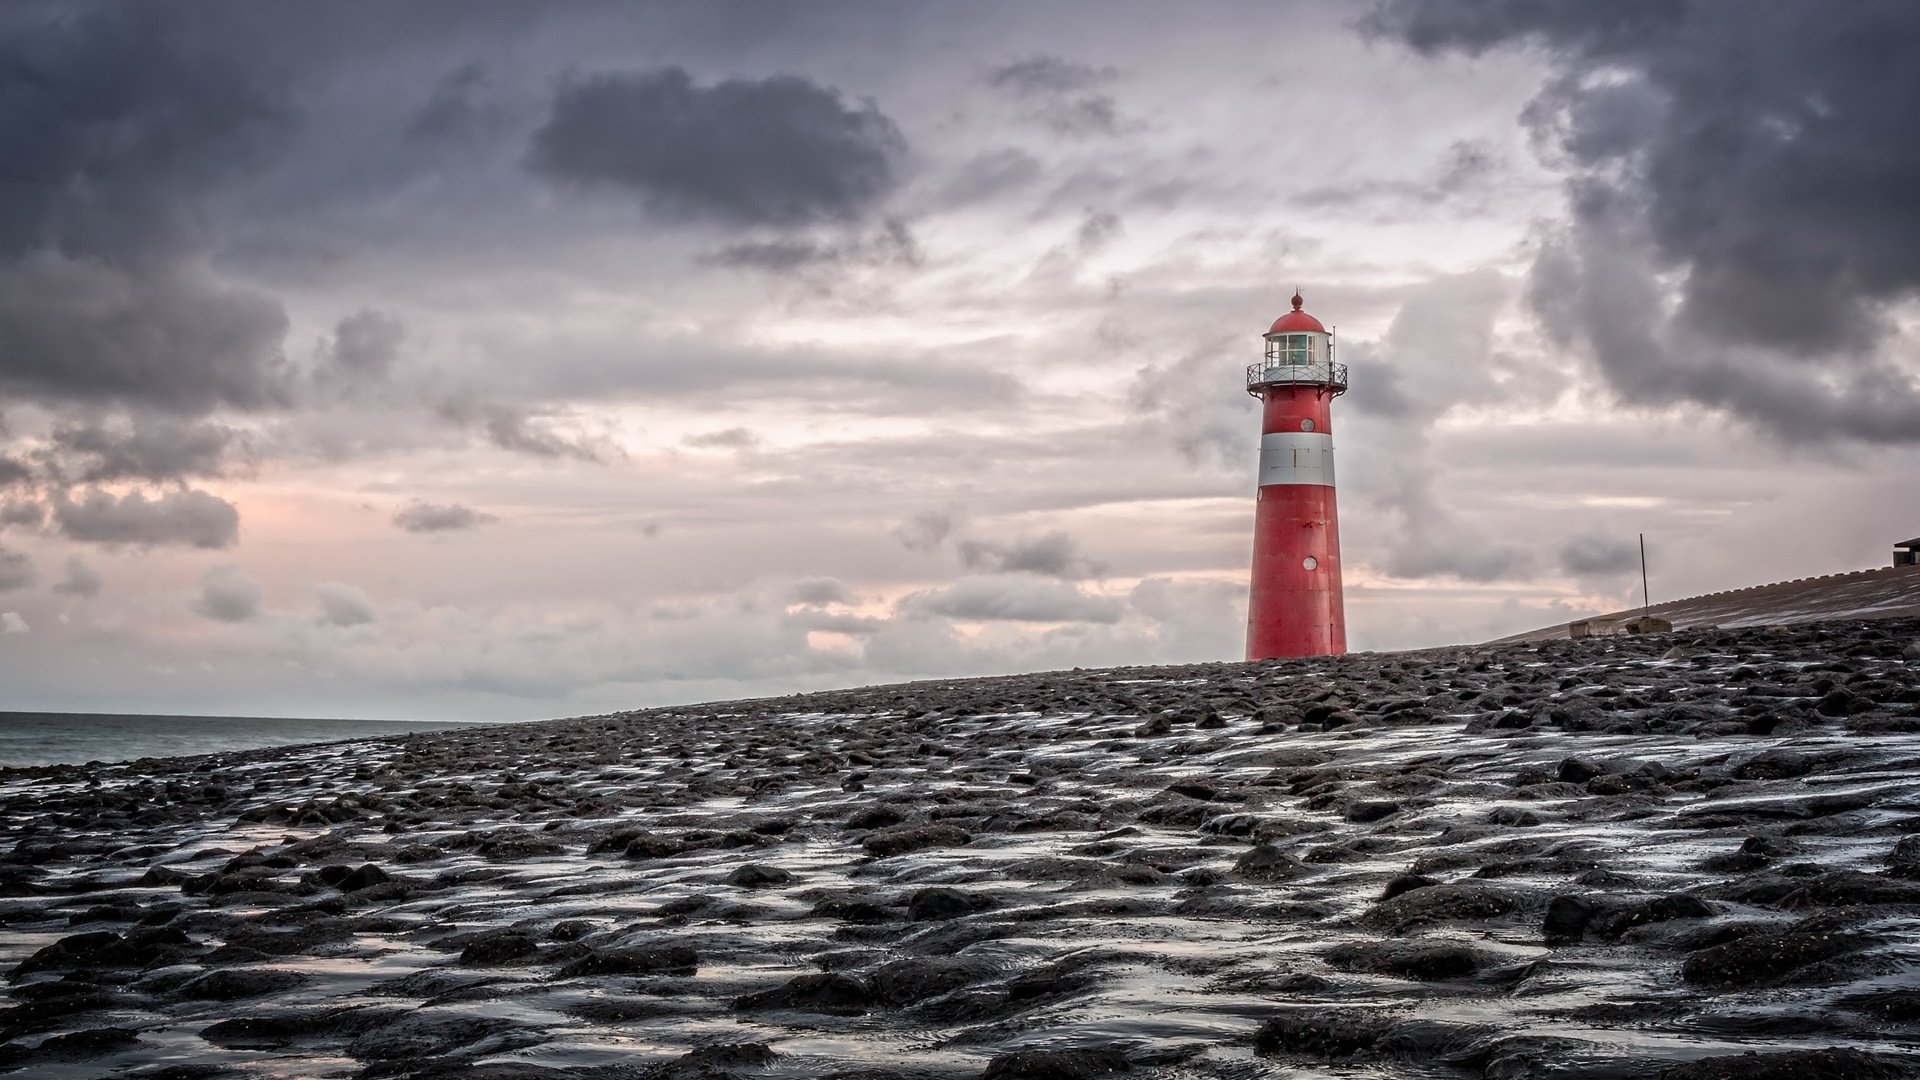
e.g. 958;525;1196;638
1245;292;1347;659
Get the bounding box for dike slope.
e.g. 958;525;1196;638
3;618;1920;1079
1496;563;1920;644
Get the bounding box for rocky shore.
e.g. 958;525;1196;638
4;618;1920;1079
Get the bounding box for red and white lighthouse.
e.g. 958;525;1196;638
1245;291;1347;659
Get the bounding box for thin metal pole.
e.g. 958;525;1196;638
1640;533;1650;615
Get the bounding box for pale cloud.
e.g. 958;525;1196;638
193;565;263;623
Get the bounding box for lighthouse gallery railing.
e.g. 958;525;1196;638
1245;360;1348;396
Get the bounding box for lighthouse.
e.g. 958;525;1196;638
1245;291;1347;659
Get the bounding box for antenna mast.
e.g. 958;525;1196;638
1639;533;1650;616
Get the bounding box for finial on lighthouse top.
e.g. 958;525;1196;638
1269;289;1327;334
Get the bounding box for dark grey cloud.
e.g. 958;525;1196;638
907;574;1123;624
986;55;1123;137
0;456;29;488
893;509;957;552
527;67;905;226
987;56;1112;96
789;576;852;605
406;62;495;143
0;4;294;414
432;397;618;462
314;581;376;627
1369;0;1920;442
0;259;293;414
193;564;261;623
0;545;33;591
1560;534;1640;576
42;418;240;484
938;149;1042;207
393;500;494;533
705;219;920;274
957;531;1103;580
1075;210;1121;255
51;555;101;599
52;488;240;549
0;499;41;529
316;309;404;389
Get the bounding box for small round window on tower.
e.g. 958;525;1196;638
1302;556;1318;571
1300;419;1315;432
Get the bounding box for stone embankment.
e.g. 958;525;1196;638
3;618;1920;1078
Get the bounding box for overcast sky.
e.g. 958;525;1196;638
1;0;1916;721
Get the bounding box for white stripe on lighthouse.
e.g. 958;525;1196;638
1258;432;1336;487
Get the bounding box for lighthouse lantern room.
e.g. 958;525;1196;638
1244;291;1348;659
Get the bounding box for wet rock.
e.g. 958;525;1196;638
1252;1008;1393;1057
1379;874;1440;901
863;824;970;858
1838;987;1920;1022
846;805;907;830
0;1026;140;1066
1345;800;1401;824
217;921;352;957
810;897;897;924
622;832;687;859
1133;715;1173;738
1701;835;1795;873
868;956;997;1006
1731;749;1814;780
9;930;136;976
1363;884;1524;933
1658;1047;1912;1079
198;999;408;1045
1232;844;1303;881
1543;893;1713;945
982;1047;1132;1079
1889;835;1920;879
335;863;391;891
344;1011;542;1062
1324;940;1484;980
554;945;699;978
726;863;792;887
458;929;540;966
653;1043;778;1079
1556;758;1606;783
1681;925;1870;988
907;886;997;921
176;967;310;999
735;971;875;1015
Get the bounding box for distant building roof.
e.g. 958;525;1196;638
1899;537;1920;548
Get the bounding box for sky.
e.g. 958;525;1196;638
1;0;1917;722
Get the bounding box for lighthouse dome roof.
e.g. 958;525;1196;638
1268;292;1326;334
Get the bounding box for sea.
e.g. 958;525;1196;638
0;712;489;769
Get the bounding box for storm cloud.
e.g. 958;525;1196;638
42;418;240;484
0;545;34;591
392;501;494;533
51;488;240;549
0;4;293;414
1368;0;1920;442
527;68;905;226
958;531;1104;580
